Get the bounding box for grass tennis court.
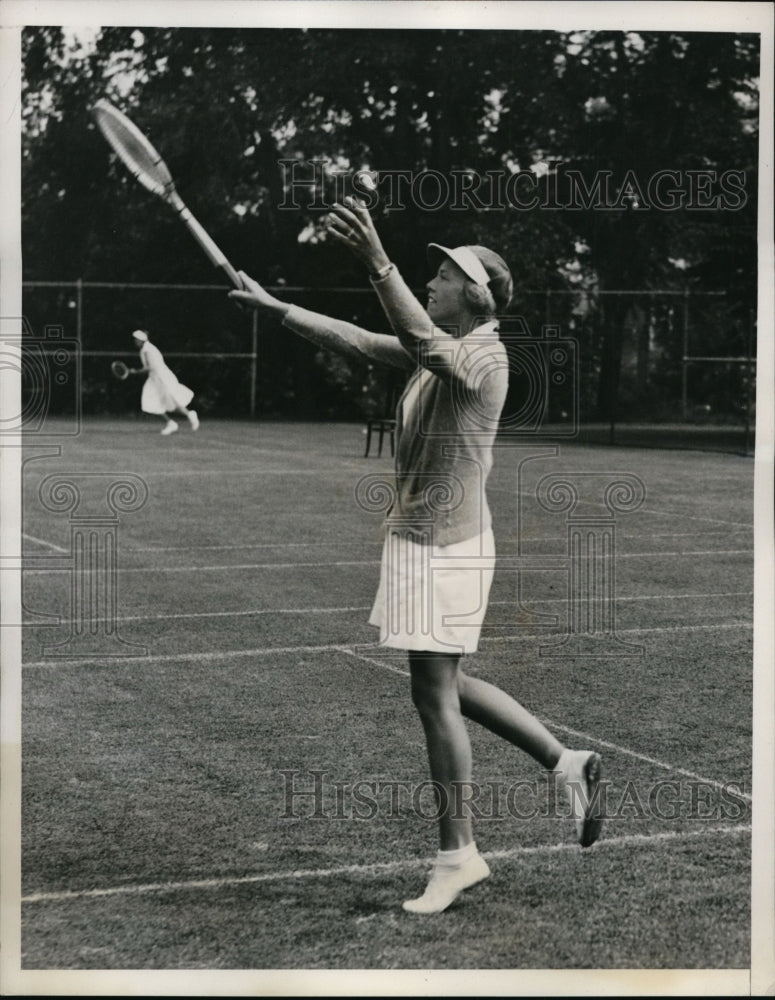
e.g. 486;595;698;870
19;418;753;970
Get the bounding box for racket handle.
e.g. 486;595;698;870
176;204;243;289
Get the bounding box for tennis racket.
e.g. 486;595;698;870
91;99;242;289
111;360;131;380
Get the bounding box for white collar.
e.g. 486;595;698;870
468;319;499;338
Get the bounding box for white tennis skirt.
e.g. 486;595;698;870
369;527;496;654
141;373;194;415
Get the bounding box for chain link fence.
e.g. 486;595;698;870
21;279;756;450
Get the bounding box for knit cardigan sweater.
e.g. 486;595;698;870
282;265;508;546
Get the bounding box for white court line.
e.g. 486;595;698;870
628;507;752;530
485;622;752;641
142;469;328;477
120;530;752;554
618;528;751;537
619;549;752;558
24;591;752;628
506;591;753;604
498;548;752;559
486;485;753;530
21;532;67;553
124;541;362;552
23;559;380;575
21;621;753;670
21;823;750;906
68;605;373;624
122;532;751;555
21;550;754;575
537;720;753;802
337;645;410;677
23;642;346;668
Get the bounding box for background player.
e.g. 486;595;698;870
129;329;200;435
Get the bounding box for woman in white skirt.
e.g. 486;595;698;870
231;198;603;914
130;330;200;435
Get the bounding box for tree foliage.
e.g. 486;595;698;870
21;26;759;419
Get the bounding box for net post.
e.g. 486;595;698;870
250;310;258;418
76;277;83;420
608;305;617;447
681;288;690;420
745;308;754;457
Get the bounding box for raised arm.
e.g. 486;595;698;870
229;271;414;371
325;200;474;382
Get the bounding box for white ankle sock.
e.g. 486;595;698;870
402;843;490;915
554;748;573;775
437;841;477;866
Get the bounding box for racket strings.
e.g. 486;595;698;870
93;101;176;200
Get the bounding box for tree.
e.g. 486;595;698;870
21;25;759;420
536;30;759;417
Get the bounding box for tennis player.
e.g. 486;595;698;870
130;330;200;435
230;198;603;915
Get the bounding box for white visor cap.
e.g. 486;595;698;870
132;330;148;342
427;244;491;287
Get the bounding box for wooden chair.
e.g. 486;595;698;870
364;383;401;457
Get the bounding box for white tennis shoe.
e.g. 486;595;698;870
187;410;199;431
161;419;179;436
403;850;491;915
555;749;604;848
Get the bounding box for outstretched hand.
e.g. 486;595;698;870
229;271;289;317
325;197;390;273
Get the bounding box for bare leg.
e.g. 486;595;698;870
457;669;564;770
409;651;473;851
457;670;603;848
170;405;199;429
404;651;603;914
404;650;492;913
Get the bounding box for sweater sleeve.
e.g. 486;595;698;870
282;304;415;371
368;266;499;393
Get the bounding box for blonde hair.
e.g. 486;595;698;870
463;282;498;318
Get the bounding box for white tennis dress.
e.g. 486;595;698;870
139;342;194;415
